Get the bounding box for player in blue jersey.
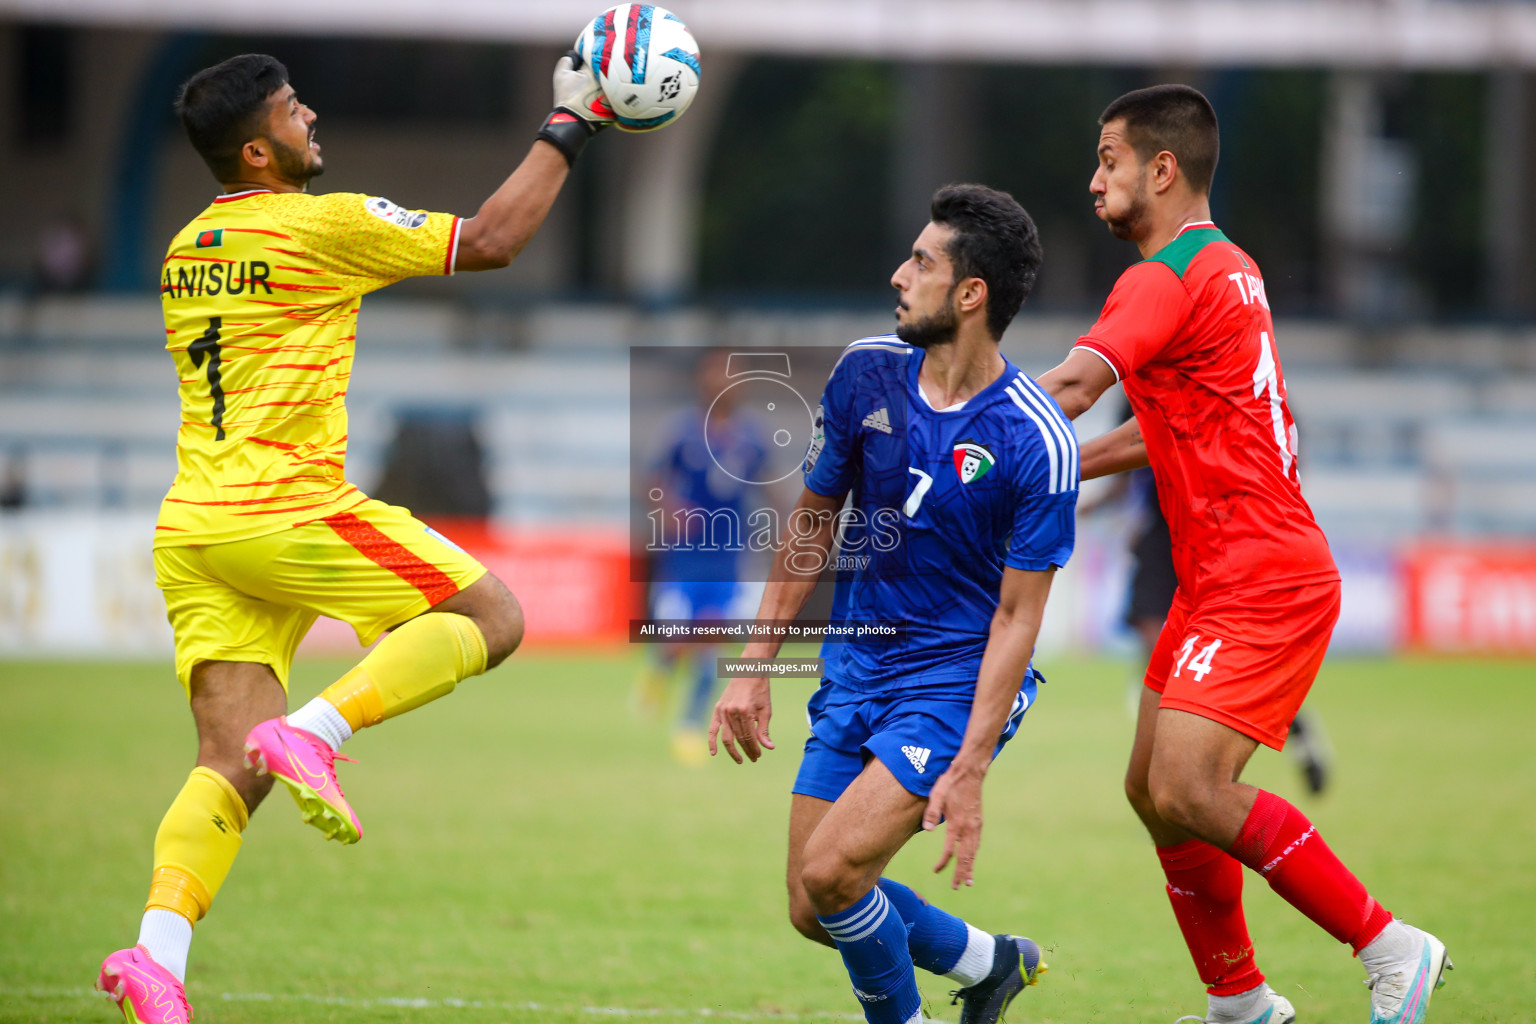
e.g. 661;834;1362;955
710;185;1076;1024
638;352;768;763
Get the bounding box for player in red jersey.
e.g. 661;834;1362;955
1037;85;1450;1024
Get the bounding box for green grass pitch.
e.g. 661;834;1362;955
1;652;1532;1023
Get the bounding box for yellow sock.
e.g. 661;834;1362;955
145;767;248;924
322;612;488;731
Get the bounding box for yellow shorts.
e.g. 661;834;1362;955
155;498;487;693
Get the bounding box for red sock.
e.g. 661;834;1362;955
1157;840;1265;996
1227;789;1393;952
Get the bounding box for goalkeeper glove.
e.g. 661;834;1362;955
537;50;615;166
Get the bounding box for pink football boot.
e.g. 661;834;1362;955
97;946;192;1024
243;716;362;843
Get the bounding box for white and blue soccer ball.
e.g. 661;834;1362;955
575;4;700;132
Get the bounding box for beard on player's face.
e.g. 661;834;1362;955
268;133;323;185
1103;173;1150;241
895;286;961;349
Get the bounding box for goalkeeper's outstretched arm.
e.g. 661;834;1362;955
457;52;614;271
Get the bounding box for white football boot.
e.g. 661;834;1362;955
1364;922;1451;1024
1175;983;1296;1024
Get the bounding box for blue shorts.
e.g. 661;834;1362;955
791;670;1040;802
650;579;748;621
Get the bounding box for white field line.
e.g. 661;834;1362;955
2;987;871;1021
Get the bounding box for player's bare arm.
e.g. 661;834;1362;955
710;486;844;764
1079;418;1148;479
924;566;1055;889
1036;346;1118;420
1072;469;1130;516
1038;348;1147;478
454;143;570;270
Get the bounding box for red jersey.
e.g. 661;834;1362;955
1076;222;1337;601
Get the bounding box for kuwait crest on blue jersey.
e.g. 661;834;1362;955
953;440;995;483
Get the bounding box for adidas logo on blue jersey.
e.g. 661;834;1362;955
901;745;931;774
862;407;892;433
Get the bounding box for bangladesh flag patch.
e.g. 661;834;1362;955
953;440;996;483
195;228;224;249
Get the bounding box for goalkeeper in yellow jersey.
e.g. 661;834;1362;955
96;51;619;1024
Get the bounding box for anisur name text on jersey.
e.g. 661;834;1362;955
161;260;273;299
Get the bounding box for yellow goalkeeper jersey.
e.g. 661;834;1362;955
155;188;461;548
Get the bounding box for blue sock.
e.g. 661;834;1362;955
817;886;922;1024
681;648;716;727
877;878;968;975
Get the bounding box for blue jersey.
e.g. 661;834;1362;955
652;406;768;582
803;336;1078;693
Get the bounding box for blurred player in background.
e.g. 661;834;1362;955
1081;402;1333;795
637;351;767;764
712;185;1069;1024
1039;85;1448;1024
96;50;621;1024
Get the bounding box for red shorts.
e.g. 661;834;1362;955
1145;580;1341;749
